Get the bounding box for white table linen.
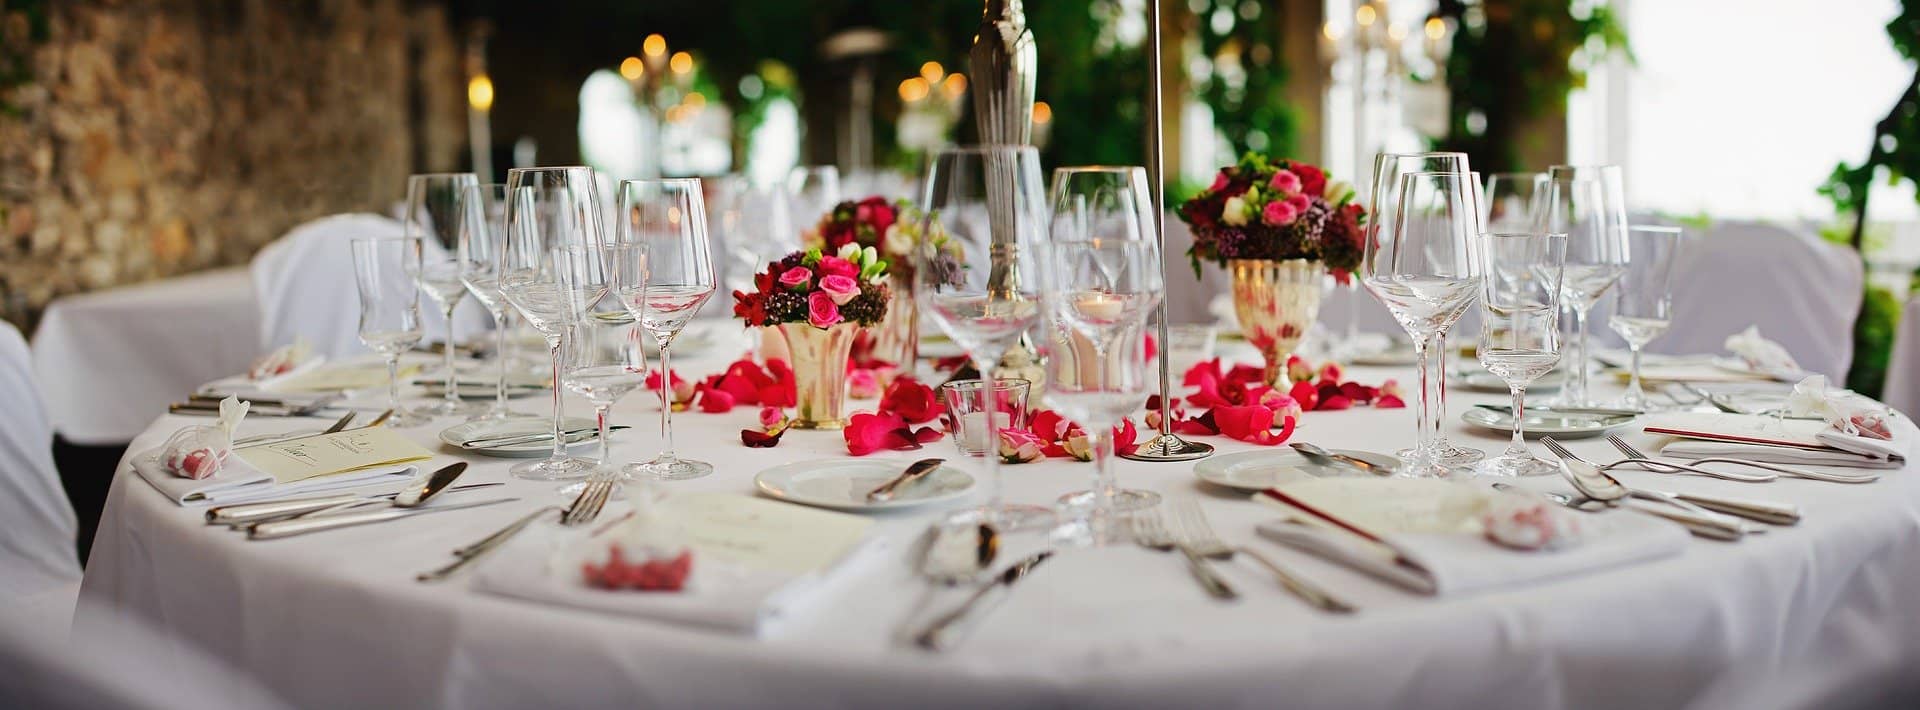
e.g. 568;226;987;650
78;346;1920;710
30;266;259;444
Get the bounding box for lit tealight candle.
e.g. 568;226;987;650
1077;292;1123;320
961;411;1012;452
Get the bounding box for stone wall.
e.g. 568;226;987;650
0;0;465;329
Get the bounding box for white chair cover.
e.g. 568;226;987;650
251;213;487;359
1653;221;1862;380
1882;292;1920;417
0;320;81;627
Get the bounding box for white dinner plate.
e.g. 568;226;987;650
1460;407;1637;438
1192;449;1401;491
440;417;599;457
754;459;976;512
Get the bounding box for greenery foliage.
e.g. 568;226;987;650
0;0;51;114
1430;0;1628;171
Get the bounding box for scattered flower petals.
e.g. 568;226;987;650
583;544;692;591
998;428;1046;463
879;377;940;424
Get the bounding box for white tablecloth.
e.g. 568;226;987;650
76;344;1920;709
31;267;260;445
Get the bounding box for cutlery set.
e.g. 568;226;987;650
201;462;517;540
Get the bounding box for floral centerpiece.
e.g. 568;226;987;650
733;244;890;429
805;196;922;368
1178;154;1367;384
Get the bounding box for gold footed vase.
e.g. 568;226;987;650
778;322;860;429
1229;258;1325;386
858;276;917;368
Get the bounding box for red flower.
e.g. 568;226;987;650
843;411;943;456
1289;380;1319;411
762;359;797;407
1113;419;1141;455
732;291;768;326
1291;162;1327;198
1213;405;1296;445
861;196;896;235
817;255;859;280
880;377;939;424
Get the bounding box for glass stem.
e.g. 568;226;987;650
547;338;566;461
1571;307;1591;405
1411;336;1433;462
595;403;612;468
1627;344;1645;408
492;313;509;412
1506;384;1530;457
1088;424;1115;538
386;355;402;413
442;310;460;409
980;368;1003;514
657;344;676;461
1432;332;1450;448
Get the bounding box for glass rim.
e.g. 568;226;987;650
1400;169;1482;180
1486;171;1545;179
620;177;703;188
1376;150;1469;161
1051;165;1146;175
506;165;595;176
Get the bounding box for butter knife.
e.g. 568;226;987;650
914;550;1052;651
1645;488;1800;526
248;497;518;540
867;458;945;502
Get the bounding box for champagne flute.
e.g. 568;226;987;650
1475;232;1567;477
351;237;426;427
1367;152;1483;467
916;145;1053;530
556;244;642;491
1362;171;1487;477
460;182;531;421
614;178;716;481
498;166;605;481
1608;225;1683;410
1045;238;1163;541
405;173;486;418
1540;165;1629;408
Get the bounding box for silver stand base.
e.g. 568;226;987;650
1121;433;1215;462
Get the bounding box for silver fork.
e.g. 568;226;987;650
1168;498;1354;613
416;470;617;582
1608;433;1876;485
1602;434;1776;482
1129;511;1237;600
1540;437;1748;526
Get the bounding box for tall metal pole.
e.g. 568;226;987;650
1123;0;1212;462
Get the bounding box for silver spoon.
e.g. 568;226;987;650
298;462;470;518
1552;454;1747;539
868;458;946;502
1290;443;1393;476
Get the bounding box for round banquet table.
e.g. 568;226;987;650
77;343;1920;710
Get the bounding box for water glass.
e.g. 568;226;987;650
405;173;486;418
613;178;717;481
1540;165;1629;408
1608;225;1683;410
1475;232;1567;477
498;166;605;481
941;379;1031;456
351;237;426;427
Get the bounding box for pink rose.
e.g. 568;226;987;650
1269;169;1302;195
1262;201;1298;226
758;406;786;429
817;256;858;279
818;274;861;306
1209;171;1231;192
779;266;812;291
847;369;880;398
807;291;843;328
998;428;1045;463
1285;194;1312;215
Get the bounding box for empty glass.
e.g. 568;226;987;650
351;237;426;427
1540;165;1629;408
498;166;605;481
460;182;531;421
405;173;487;419
1362;171;1487;477
558;244;641;486
941;379;1031;456
1368;152;1482;467
1608;225;1683;410
1483;172;1546;232
1475;232;1567;477
614;178;716;481
916;145;1052;529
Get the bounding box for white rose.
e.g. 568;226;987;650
836;242;861;260
882;224;913;256
1222;195;1251;226
1326;180;1356;205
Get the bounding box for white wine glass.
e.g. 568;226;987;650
1475;232;1567;477
1362;170;1487;477
1540;165;1629;408
556;244;641;493
917;145;1053;530
1368;152;1482;468
351;237;427;427
499;166;605;481
614;178;716;481
405;173;487;418
460;182;532;421
1608;225;1683;410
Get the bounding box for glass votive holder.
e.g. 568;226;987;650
940;378;1031;457
1166;324;1218;376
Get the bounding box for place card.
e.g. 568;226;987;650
236;427;435;484
661;493;872;575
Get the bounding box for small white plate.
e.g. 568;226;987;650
1192;449;1401;491
440;417;598;457
1460;407;1636;438
755;459;975;511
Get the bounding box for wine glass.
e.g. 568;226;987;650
1540;165;1630;408
1608;225;1683;410
1367;152;1482;468
498;166;605;481
916;145;1053;529
1362;171;1487;477
787;165;841;225
1483;172;1546;232
1045;238;1164;541
557;244;643;489
460;182;532;421
405;173;487;418
1475;232;1567;477
351;237;426;427
613;178;716;481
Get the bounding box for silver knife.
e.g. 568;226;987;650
1644;488;1801;526
914;550;1053;651
207;482;507;527
867;458;945;502
247;497;518;540
462;426;629;449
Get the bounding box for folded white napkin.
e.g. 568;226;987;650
1724;326;1804;381
129;448;417;506
1255;509;1688;596
473;525;886;637
1661;435;1906;470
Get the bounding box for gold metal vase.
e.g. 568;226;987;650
778;322;861;429
1228;258;1325;386
866;274;918;367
